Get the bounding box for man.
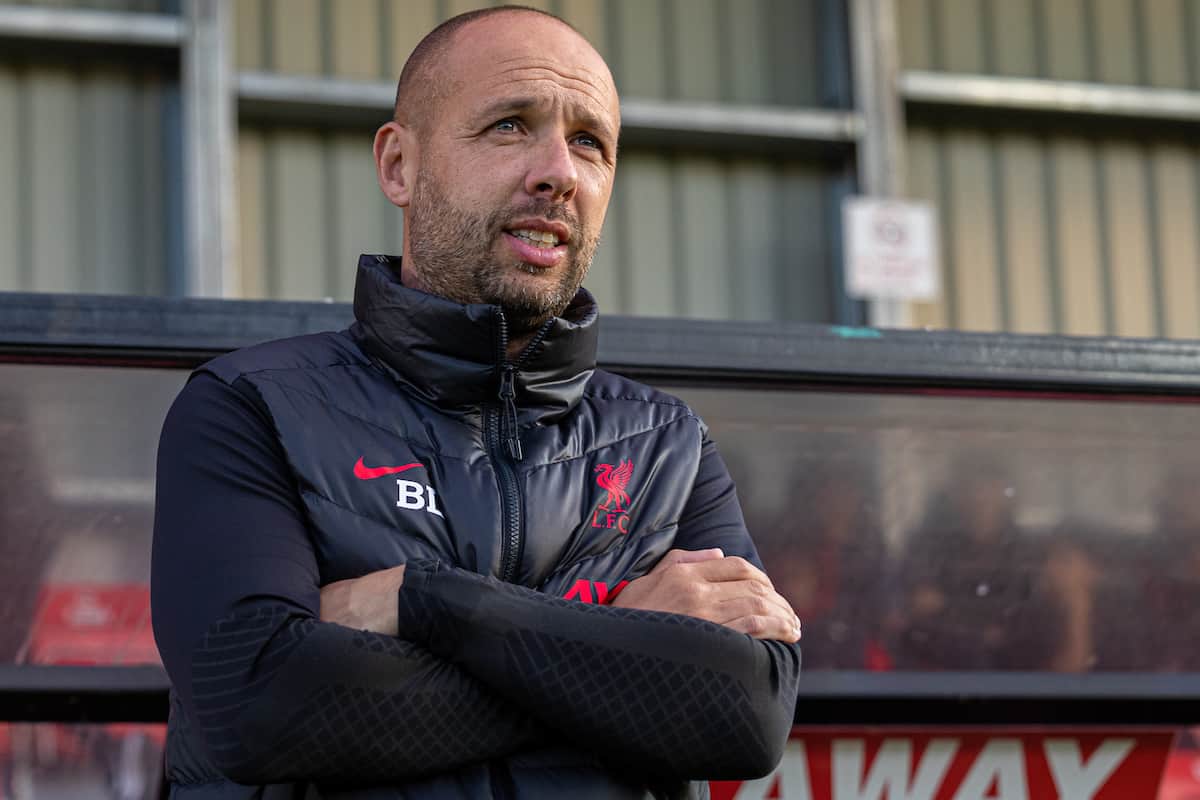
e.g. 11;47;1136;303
151;6;802;799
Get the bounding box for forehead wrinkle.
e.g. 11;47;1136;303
479;70;615;120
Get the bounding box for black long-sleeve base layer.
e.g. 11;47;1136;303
152;372;800;788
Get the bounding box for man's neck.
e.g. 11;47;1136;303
506;332;534;362
399;258;539;364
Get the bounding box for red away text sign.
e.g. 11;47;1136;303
711;728;1175;800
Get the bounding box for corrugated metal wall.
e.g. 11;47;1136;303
0;61;171;295
899;0;1200;337
233;0;838;321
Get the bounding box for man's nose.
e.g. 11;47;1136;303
524;136;577;202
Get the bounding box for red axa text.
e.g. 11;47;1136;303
562;579;629;605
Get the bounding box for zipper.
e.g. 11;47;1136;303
488;312;556;583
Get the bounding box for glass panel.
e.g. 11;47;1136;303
4;362;1200;674
0;365;184;665
0;723;164;800
673;385;1200;672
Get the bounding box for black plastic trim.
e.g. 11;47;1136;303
2;667;1198;725
0;665;170;723
4;292;1200;394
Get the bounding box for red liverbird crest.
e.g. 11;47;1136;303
594;460;634;513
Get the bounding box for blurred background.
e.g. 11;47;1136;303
3;1;1200;798
2;0;1199;336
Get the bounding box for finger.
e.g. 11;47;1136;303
713;591;799;630
655;548;724;570
686;556;774;587
725;614;802;643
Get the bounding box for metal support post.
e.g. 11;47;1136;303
182;0;238;298
849;0;912;328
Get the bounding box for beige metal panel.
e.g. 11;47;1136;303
906;126;948;329
989;0;1038;77
1152;145;1200;339
0;68;19;290
268;0;321;74
83;70;137;293
944;131;1000;331
997;134;1052;334
444;0;493;18
1143;0;1189;89
29;68;79;292
938;0;985;73
237;130;268;298
1091;0;1139;84
671;0;721;102
235;0;265;71
330;133;380;300
725;0;771;104
1051;139;1105;336
896;0;932;71
1100;142;1156;338
558;0;607;57
1042;0;1090;81
676;156;729;318
583;197;619;316
271;131;330;299
611;0;666;98
384;0;439;79
728;159;776;321
619;153;677;315
1193;2;1200;90
331;0;381;79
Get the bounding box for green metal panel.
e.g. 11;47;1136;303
617;152;677;315
29;67;79;293
907;124;1200;338
670;0;721;103
898;0;1197;87
727;160;777;322
1092;0;1139;84
676;156;728;318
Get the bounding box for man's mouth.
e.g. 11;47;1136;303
508;228;561;249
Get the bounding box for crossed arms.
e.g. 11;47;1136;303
151;373;802;786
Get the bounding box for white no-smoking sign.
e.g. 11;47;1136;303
843;197;941;301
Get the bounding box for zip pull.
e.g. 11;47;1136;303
498;365;523;461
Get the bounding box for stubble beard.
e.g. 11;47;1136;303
406;166;599;335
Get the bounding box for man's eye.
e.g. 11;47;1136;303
494;119;520;133
573;133;601;150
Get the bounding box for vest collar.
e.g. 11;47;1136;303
350;254;599;419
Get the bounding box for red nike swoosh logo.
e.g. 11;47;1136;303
353;457;423;480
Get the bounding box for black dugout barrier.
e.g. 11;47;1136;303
2;291;1200;798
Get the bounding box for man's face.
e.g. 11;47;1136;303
403;13;619;334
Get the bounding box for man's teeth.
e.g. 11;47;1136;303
511;229;560;248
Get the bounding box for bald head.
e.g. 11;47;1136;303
373;5;619;340
394;6;589;137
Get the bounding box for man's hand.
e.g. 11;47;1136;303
319;564;406;636
612;549;801;642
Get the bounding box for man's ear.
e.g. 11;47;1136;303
374;121;418;208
